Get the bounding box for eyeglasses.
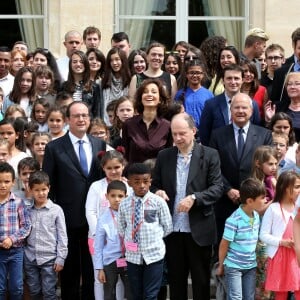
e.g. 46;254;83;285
165;51;179;55
187;71;204;76
70;113;90;119
184;55;200;61
266;56;283;61
90;131;106;137
36;47;49;54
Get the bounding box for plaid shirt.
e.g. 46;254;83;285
118;191;172;265
0;192;31;247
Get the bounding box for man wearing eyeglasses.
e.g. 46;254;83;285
271;27;300;103
43;101;106;300
260;44;285;97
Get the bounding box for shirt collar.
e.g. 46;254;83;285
33;199;53;210
134;191;151;203
232;121;250;133
224;92;232;104
137;114;160;125
68;131;89;145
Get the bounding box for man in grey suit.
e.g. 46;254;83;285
43;102;106;300
151;113;223;300
209;93;272;243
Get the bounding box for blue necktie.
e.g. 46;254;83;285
78;140;88;176
237;128;245;160
133;198;142;243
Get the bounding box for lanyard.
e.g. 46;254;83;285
109;208;125;256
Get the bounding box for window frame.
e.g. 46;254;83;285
0;0;48;48
115;0;250;47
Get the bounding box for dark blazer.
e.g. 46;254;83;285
43;133;106;229
271;57;295;103
209;123;272;215
151;143;223;246
199;93;261;146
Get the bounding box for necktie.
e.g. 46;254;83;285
133;198;142;243
237;128;245;160
78;140;88;176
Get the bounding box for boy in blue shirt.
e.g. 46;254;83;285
0;162;31;299
94;180;132;300
217;178;266;300
24;171;68;299
118;163;172;300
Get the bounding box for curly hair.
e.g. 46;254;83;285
134;78;171;117
199;36;227;79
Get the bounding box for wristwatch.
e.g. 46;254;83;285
191;194;196;200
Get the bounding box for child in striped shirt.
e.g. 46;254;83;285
216;178;266;300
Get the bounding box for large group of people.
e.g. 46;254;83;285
2;23;300;300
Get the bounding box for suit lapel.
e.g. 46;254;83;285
242;124;257;160
220;94;229;125
187;143;203;186
168;147;178;192
62;134;83;174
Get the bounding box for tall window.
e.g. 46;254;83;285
116;0;248;50
0;0;46;50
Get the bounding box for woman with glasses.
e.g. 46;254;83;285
266;72;300;142
128;42;177;100
174;59;213;142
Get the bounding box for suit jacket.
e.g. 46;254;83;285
151;143;223;246
209;123;272;216
271;58;295;103
199;93;261;146
43;133;106;229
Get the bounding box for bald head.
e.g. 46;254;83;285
63;30;82;57
230;93;253;127
171;113;196;154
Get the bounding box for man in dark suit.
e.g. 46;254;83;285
151;113;223;300
199;64;261;145
271;27;300;103
43;102;106;300
209;93;272;243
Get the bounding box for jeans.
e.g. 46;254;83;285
127;259;163;300
0;247;24;300
23;255;57;300
224;265;256;300
103;261;132;300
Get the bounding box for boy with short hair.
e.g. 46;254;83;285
118;163;172;300
260;43;285;96
24;170;68;299
217;178;266;300
0;162;31;299
15;157;40;207
94;180;132;300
